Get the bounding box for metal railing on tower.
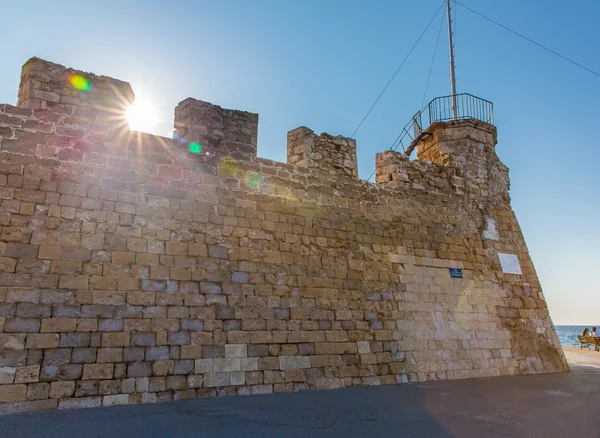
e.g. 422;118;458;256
385;93;494;159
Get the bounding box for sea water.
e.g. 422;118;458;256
555;325;599;346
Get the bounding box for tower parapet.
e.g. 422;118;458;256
414;119;509;203
17;57;134;115
174;98;258;159
375;150;460;194
287;127;358;178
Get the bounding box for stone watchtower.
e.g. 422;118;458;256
375;97;508;206
415;119;508;204
375;95;566;376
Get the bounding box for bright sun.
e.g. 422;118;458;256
127;97;159;133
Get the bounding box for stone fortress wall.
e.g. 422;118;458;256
0;57;568;414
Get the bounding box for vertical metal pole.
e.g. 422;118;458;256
446;0;457;119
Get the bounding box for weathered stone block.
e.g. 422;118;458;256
75;381;98;397
26;382;50;400
49;381;75;398
0;384;27;403
42;349;71;366
241;358;259;371
213;358;241;372
97;348;123;363
357;341;371;354
4;244;38;259
167;332;190;346
194;359;213;374
122;347;145;363
173;360;194;375
101;332;130;347
82;364;113;380
152;360;174;376
200;282;221;295
202;346;225;359
40;318;77;333
59;333;90;348
223;320;241;331
204;372;229;387
273;309;290;320
0;367;16;384
58;364;82;381
15;365;40;383
180;345;203;360
98;319;124;332
71;348;97;364
188;243;207;257
131;332;156;347
0;333;26;349
4;318;40;333
166;375;186;390
98;379;121;395
26;333;59;349
248;344;269;357
181;319;203;331
225;344;247;358
103;394;129;406
58;396;102;410
208;246;228;259
250;385;273;395
0;399;58;414
279;356;311;370
141;280;167;292
146;346;170;361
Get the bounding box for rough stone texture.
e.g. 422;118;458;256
17;58;134;132
0;57;567;413
287;127;358;178
173;98;258;160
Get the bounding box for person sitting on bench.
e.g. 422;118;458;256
582;328;590;337
590;327;599;351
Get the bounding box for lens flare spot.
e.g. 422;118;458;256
218;158;241;177
244;171;262;190
171;132;186;144
69;74;91;91
188;143;202;154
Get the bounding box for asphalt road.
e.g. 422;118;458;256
2;364;600;438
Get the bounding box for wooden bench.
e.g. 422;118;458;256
578;335;600;350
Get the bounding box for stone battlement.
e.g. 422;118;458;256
0;58;567;414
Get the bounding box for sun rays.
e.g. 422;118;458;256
64;71;301;207
126;96;160;134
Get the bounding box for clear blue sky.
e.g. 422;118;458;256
2;0;598;325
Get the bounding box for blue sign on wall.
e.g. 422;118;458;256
449;268;463;279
